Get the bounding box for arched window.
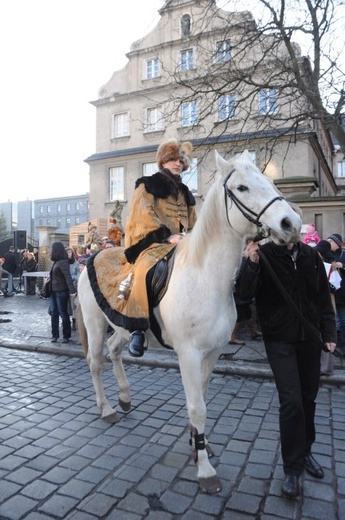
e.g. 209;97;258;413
181;14;191;37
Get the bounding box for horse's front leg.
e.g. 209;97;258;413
178;348;222;494
201;347;222;459
107;329;131;412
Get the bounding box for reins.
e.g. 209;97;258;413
223;169;284;240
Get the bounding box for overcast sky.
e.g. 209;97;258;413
0;0;164;202
1;1;342;203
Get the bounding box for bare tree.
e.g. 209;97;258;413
0;211;9;241
158;0;345;163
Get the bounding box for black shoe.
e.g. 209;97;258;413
304;454;324;478
282;475;300;499
51;338;58;343
128;331;145;357
4;292;14;298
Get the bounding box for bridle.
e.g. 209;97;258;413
223;169;284;241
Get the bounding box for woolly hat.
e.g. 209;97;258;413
313;240;335;263
156;138;193;172
327;233;343;249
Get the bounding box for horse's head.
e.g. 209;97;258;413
215;150;301;244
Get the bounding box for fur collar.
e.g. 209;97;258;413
136;172;196;206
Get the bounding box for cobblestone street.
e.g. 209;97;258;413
0;347;345;519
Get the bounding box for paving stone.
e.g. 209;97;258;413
0;494;38;520
42;466;77;484
0;480;21;502
21;479;58;499
160;489;194;514
225;491;262;515
5;466;42;485
38;494;79;518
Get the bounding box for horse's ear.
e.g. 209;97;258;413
214;149;230;178
241;150;254;163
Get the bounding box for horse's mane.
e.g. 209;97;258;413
178;154;262;268
178;158;238;268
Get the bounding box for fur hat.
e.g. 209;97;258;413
156;138;193;172
327;233;343;249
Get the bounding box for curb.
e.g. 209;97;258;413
2;339;345;387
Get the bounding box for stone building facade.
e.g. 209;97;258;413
85;0;345;240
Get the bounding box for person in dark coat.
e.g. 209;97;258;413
3;246;17;296
20;251;38;295
327;234;345;356
49;242;77;343
237;239;336;499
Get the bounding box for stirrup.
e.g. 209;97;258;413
128;331;146;358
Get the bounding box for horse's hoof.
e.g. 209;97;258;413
199;475;222;494
119;399;131;411
103;412;120;424
206;444;215;458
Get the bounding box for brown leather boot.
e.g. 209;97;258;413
247;318;262;340
228;322;245;345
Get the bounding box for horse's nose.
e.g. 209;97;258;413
281;217;294;232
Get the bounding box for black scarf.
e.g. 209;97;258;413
160;168;182;199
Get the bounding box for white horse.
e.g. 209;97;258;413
77;150;301;494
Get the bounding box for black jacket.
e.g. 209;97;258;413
3;251;17;275
334;249;345;306
237;241;336;344
50;259;76;294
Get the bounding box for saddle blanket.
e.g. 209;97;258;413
87;243;176;332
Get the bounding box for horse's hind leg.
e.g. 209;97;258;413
107;329;131;412
86;315;120;424
178;348;222;494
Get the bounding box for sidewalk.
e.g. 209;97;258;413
1;292;344;385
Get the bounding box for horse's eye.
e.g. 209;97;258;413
237;185;248;192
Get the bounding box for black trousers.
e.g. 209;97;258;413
265;340;321;476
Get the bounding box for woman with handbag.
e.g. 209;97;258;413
49;242;77;344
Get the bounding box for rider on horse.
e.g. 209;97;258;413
124;138;197;357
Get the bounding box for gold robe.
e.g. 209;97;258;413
88;172;196;331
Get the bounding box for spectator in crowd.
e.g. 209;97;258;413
108;218;123;246
302;224;321;246
0;257;10;296
313;240;337;375
327;234;344;265
327;234;345;357
49;242;77;344
101;236;109;249
104;239;115;248
66;247;79;330
20;251;38;295
3;246;17;296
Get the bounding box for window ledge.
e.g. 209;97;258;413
215;119;239;125
105;200;128;205
111;135;131;142
142;76;162;82
143;129;165;135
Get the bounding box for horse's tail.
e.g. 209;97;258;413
76;301;88;357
